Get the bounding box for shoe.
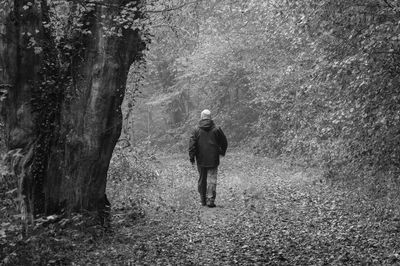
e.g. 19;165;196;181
201;199;207;206
207;203;216;208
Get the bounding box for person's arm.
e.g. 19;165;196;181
217;127;228;156
188;128;198;164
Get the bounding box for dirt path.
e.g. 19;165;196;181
76;152;400;265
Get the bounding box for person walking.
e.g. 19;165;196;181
189;109;228;207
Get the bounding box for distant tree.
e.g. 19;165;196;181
0;0;146;221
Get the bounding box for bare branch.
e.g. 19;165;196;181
65;0;202;14
382;0;393;9
146;0;202;13
151;24;193;37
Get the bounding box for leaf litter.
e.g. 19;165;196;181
3;151;400;265
74;152;400;265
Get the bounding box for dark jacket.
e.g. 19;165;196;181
189;119;228;168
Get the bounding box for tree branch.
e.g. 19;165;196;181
66;0;202;13
146;0;202;13
382;0;393;9
151;24;193;36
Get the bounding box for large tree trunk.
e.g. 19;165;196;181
0;0;145;219
1;0;48;218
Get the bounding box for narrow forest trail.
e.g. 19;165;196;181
77;152;400;265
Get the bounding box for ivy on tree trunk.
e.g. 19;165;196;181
0;0;146;220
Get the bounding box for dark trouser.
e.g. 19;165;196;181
197;166;218;205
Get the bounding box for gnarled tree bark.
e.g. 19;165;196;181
0;0;145;219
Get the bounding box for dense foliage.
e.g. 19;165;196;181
131;0;400;183
288;0;400;180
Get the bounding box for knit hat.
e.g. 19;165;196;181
200;109;211;120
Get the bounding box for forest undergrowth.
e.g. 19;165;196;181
2;151;400;265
